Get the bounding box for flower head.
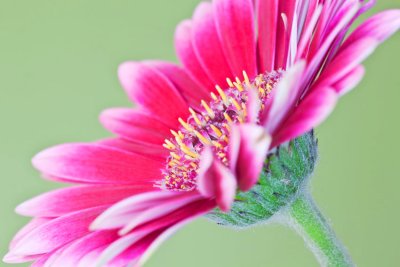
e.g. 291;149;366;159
4;0;399;266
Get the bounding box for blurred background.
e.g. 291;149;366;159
0;1;399;266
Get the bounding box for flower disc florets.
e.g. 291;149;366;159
161;71;283;191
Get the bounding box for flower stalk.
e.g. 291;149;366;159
287;193;354;267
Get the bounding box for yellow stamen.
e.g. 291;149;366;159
233;81;244;92
178;118;193;132
212;141;223;148
231;98;242;111
210;125;223;137
226;77;234;88
170;152;181;160
194;130;212;145
180;144;198;158
243;71;251;87
201;100;215;118
215;85;228;103
189;108;202;126
210;92;218;101
223;113;233;123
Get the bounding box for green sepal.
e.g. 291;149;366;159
206;131;318;228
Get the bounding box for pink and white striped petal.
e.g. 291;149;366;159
197;147;237;212
32;143;163;184
214;0;257;77
118;62;189;126
229;124;271;192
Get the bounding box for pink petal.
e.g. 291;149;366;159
275;0;297;69
256;0;278;72
273;87;338;147
175;20;216;90
96;138;168;162
263;61;306;133
214;0;257;77
191;2;234;86
229;124;271;192
16;185;154;217
47;231;119;267
91;191;190;230
197;147;237;212
10;207;105;256
118;62;189;126
100;108;171;145
333;65;365;96
145;61;210;108
118;194;202;235
32;143;163;184
344;9;400;48
315;38;378;89
9;218;53;251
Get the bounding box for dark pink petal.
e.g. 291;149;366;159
263;61;306;133
100;108;171;145
333;65;365;96
214;0;257;77
303;1;360;90
10;207;105;255
2;253;41;264
9;218;52;251
229;124;271;192
273;87;338;147
315;38;378;89
44;231;118;267
344;9;400;48
175;20;216;90
197;147;237;212
257;0;278;72
118;62;189;125
275;0;297;69
192;2;234;86
145;61;210;108
96;138;168;162
136;214;206;266
91;191;194;230
16;185;154;217
32;143;163;184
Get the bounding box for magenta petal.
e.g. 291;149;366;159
16;185;154;217
263;61;306;133
44;231;118;267
344;9;400;47
333;65;365;96
273;87;338;147
197;147;237;212
175;20;216;90
214;0;257;77
256;0;278;72
10;207;105;255
192;2;234;86
32;143;163;184
315;38;378;88
229;124;271;192
118;62;189;125
100;108;171;144
96;138;168;162
145;61;210;108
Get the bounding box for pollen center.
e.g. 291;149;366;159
160;71;283;191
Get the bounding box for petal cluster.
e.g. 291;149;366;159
4;0;399;266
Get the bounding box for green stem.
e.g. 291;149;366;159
287;193;354;267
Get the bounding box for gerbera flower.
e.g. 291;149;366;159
4;0;399;266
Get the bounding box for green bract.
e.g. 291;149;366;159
207;131;318;228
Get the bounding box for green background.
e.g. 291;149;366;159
0;1;399;266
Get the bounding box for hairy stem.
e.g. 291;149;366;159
287;193;354;267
